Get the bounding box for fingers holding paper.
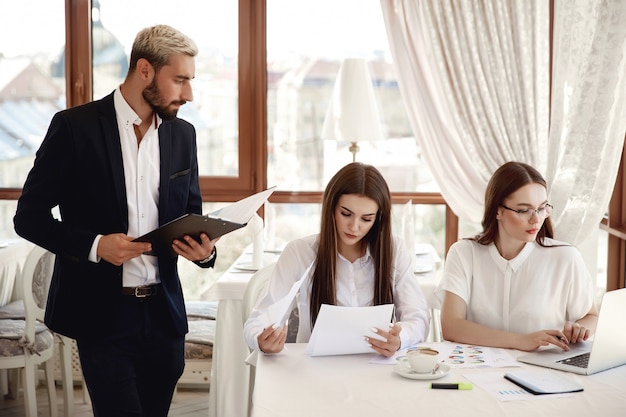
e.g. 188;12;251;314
258;324;288;353
367;323;402;357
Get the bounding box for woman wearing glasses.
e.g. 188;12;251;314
436;161;598;352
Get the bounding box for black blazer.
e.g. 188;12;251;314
14;92;213;340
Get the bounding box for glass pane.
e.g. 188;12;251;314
266;0;439;193
94;0;239;177
392;203;447;259
179;201;274;300
0;1;66;192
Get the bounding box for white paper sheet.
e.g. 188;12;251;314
258;263;313;328
306;304;394;356
211;186;276;224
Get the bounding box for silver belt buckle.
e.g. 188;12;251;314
134;286;150;298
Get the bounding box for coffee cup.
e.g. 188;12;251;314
399;347;439;373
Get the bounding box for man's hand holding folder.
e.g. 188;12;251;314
133;187;275;256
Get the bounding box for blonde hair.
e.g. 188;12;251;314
128;24;198;73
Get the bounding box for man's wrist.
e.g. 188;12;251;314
199;248;216;264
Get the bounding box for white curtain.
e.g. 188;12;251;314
381;0;626;245
380;0;550;224
546;0;626;244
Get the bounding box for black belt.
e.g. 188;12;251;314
121;284;160;298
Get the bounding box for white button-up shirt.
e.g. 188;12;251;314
89;87;161;287
436;238;594;333
244;234;430;351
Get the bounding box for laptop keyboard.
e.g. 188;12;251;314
557;352;590;368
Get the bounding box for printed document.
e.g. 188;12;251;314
306;304;394;356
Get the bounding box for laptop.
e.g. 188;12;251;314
517;287;626;375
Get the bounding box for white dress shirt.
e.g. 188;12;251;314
435;238;594;333
244;234;430;351
89;87;161;287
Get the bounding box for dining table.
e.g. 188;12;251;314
204;249;282;417
251;343;626;417
204;243;442;417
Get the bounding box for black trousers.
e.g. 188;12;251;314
77;288;185;417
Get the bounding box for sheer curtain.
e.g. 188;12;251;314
380;0;550;224
381;0;626;245
546;0;626;244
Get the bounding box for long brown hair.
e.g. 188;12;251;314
310;163;394;326
474;161;554;245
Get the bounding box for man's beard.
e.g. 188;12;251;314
142;79;185;120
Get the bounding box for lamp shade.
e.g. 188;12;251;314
321;58;384;143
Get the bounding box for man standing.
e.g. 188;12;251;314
14;25;216;416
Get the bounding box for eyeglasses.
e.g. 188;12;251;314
500;204;553;221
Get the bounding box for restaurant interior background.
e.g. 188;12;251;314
0;0;618;304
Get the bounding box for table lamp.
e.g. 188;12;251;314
321;58;384;162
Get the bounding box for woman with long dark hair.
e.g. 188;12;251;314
244;163;430;357
437;161;598;352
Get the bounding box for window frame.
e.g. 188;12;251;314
1;0;623;289
602;136;626;290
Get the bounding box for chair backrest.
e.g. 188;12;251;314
20;245;55;339
242;263;276;323
242;262;300;343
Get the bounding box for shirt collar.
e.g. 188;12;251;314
113;87;163;130
337;243;373;263
488;241;535;272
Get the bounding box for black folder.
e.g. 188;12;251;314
133;186;276;256
133;214;246;256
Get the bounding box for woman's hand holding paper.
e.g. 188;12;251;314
366;323;402;357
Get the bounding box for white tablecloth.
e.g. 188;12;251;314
205;245;442;417
252;343;626;417
205;250;281;417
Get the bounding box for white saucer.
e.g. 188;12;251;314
233;263;259;272
414;264;433;274
393;363;450;380
415;244;431;255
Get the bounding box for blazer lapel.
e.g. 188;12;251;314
158;122;172;225
98;94;128;230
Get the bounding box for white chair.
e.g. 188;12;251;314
242;263;276;417
242;264;276;330
54;334;87;413
0;245;59;417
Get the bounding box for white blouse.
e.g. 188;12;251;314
244;234;430;351
435;238;594;333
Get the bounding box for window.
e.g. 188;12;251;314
266;0;438;194
264;0;447;254
94;0;239;179
603;139;626;290
0;1;622;292
0;1;65;190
